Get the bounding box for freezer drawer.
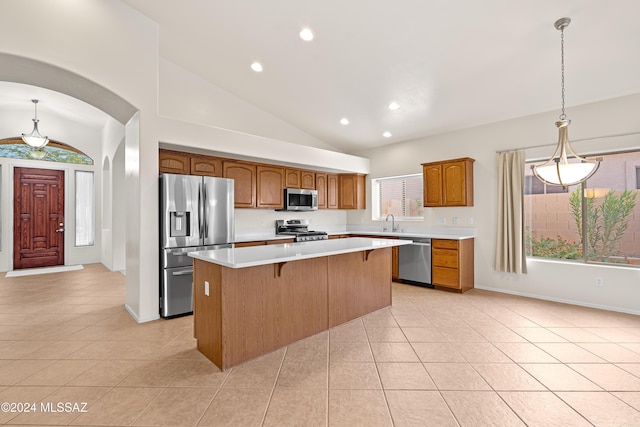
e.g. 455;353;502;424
161;266;193;318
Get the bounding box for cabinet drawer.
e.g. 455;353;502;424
432;267;459;288
432;249;458;268
433;239;458;250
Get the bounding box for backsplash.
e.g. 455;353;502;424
234;208;347;237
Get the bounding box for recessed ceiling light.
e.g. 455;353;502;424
300;28;314;41
250;62;263;72
383;131;392;138
340;118;349;125
388;101;400;111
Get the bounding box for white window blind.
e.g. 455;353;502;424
75;170;95;246
372;174;423;220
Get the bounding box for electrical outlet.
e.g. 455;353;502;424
467;217;474;225
437;217;446;224
204;281;210;296
453;217;459;225
595;277;604;287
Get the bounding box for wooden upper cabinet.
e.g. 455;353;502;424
191;155;222;177
338;174;366;210
285;169;301;188
422;157;474;207
300;171;316;190
327;174;339;209
423;164;443;207
159;149;190;175
257;165;285;209
316;173;328;209
223;161;256;208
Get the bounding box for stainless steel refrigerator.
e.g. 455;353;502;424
160;173;234;318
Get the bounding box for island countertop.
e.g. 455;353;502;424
189;237;412;269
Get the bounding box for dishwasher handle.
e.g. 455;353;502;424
400;237;431;246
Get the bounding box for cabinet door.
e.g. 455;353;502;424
338;174;365;210
301;171;316;189
159;150;190;174
327;174;339;209
423;164;443;207
257;166;285;209
191;155;222;177
442;161;467;206
223;161;256;208
316;173;328;209
285;169;301;188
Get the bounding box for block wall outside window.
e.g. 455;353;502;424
525;151;640;266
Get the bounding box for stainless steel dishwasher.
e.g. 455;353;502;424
398;237;432;286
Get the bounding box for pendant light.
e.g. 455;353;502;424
531;18;600;188
21;99;49;149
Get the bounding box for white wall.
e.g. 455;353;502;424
0;110;103;271
0;0;161;322
356;93;640;314
159;58;340;152
0;0;372;323
101;117;126;271
235;209;348;237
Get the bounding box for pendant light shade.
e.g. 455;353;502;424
21;99;49;149
531;18;600;188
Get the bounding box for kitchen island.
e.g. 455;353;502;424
189;237;411;370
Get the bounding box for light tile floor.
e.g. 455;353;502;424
0;263;639;426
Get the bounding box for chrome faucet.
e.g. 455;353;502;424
383;213;398;232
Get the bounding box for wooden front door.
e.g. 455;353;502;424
13;167;65;269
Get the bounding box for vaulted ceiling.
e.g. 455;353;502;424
120;0;640;153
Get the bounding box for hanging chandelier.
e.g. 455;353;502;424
21;99;49;149
531;18;600;188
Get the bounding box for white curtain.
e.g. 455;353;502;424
495;151;527;274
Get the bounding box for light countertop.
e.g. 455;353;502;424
189;237;412;269
234;228;474;243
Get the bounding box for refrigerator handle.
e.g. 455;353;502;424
198;183;204;239
203;183;209;237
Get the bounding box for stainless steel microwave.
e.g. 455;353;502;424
282;188;318;211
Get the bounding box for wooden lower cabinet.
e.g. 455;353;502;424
349;234;399;280
235;238;295;248
431;238;474;292
193;247;392;369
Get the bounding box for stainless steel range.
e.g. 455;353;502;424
275;219;328;242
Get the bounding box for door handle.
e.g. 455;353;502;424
56;228;64;232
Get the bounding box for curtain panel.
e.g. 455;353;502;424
495;151;527;274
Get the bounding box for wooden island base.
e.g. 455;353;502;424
193;247;392;370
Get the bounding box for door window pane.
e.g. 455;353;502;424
75;171;95;246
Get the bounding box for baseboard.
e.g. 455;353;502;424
125;304;160;323
475;285;640;316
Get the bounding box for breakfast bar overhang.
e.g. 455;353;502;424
189;237;411;370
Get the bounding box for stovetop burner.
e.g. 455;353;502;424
275;219;328;242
